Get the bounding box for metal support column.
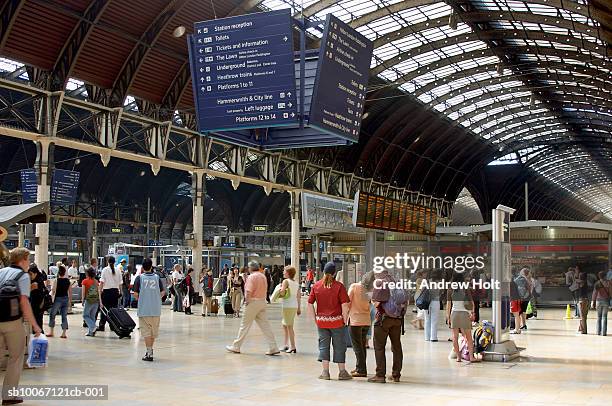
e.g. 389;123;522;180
608;232;612;269
91;220;98;260
524;182;529;221
34;141;53;266
314;234;321;280
17;225;25;248
486;204;521;362
191;170;205;295
365;230;376;274
290;190;301;268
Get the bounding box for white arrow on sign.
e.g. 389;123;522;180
200;77;205;83
199;58;203;63
283;36;288;42
287;92;292;97
287;102;293;108
200;68;204;73
290;112;296;118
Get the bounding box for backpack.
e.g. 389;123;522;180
382;285;408;319
122;271;131;288
516;276;530;300
177;278;188;295
415;287;431;310
85;282;99;304
473;321;494;354
0;269;26;322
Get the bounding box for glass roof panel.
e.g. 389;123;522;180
261;0;612;218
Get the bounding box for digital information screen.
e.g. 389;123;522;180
299;238;312;253
252;224;268;233
308;14;373;142
352;191;437;235
190;9;299;132
20;169;38;204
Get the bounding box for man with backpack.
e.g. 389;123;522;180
132;258;165;361
0;247;43;405
369;269;407;383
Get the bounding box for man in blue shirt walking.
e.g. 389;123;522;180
133;258;165;362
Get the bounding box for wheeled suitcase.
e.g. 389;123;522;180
210;298;219;315
224;302;234;316
102;306;135;339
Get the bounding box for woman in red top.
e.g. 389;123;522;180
307;262;352;381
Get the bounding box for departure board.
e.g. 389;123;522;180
352;191;437;235
189;9;299;132
299;238;312;253
309;14;373;142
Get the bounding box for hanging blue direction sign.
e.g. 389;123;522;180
309;15;373;142
189;9;299;133
50;169;80;205
20;169;38;204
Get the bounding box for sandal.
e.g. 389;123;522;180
60;335;67;339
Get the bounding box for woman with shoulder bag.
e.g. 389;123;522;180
200;268;214;316
231;269;245;318
591;271;610;336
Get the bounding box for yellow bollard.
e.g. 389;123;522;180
564;304;572;320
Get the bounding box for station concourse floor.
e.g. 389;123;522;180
15;305;612;406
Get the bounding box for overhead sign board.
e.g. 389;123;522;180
51;169;80;205
309;14;373;142
111;227;122;234
189;9;299;133
20;169;38;204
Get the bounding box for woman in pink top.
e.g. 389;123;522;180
347;271;375;378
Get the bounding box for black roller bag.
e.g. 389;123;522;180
102;306;135;339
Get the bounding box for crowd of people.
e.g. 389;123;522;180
1;245;611;404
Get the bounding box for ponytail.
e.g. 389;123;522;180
323;273;334;288
107;256;116;275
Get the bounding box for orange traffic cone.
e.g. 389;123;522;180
564;304;572;320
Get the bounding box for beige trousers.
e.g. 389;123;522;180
232;299;278;351
0;319;26;401
231;290;243;313
201;296;213;315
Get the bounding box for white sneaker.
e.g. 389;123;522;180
225;345;240;354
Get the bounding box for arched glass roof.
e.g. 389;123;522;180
261;0;612;219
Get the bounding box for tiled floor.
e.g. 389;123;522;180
11;304;612;406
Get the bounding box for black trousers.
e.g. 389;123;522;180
99;288;120;328
473;300;480;323
350;325;369;374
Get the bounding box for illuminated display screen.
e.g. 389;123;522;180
299;238;312;253
352;191;437;235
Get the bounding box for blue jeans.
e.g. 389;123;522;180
317;327;347;364
424;300;440;341
83;301;99;335
122;286;131;308
49;296;69;330
596;301;609;336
